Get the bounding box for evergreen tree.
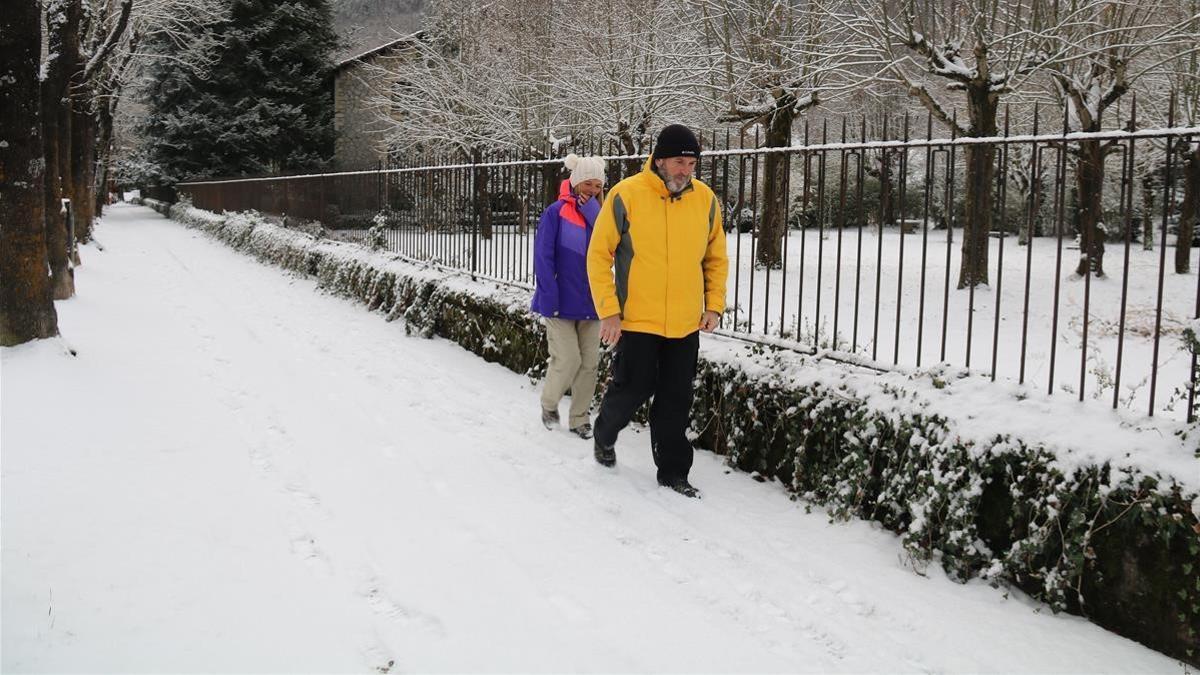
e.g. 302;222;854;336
139;0;339;183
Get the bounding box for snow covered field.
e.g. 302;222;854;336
1;204;1186;672
335;222;1199;421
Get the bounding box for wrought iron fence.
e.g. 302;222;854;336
178;110;1200;423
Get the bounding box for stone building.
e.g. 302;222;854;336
333;33;423;170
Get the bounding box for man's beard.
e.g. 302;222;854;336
659;170;691;194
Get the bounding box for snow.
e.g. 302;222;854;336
1;204;1187;672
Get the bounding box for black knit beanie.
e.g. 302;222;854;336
652;124;701;160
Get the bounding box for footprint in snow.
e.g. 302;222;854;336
358;581;446;638
289;534;332;576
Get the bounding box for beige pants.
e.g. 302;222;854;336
541;318;602;428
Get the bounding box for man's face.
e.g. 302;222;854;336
654;156;697;193
575;178;603;200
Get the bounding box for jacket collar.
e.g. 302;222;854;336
557;179;593;228
557;178;576;204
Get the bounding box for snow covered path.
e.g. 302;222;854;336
2;204;1182;673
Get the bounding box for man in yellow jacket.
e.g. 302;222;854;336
586;124;729;499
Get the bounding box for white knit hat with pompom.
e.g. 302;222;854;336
563;153;606;187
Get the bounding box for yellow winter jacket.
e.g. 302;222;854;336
587;158;729;338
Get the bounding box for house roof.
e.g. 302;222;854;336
334;31;424;73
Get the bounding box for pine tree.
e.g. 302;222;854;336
140;0;339;183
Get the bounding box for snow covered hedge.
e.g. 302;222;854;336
135;196;173;217
168;202;1199;666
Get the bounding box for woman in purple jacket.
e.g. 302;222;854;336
531;153;606;438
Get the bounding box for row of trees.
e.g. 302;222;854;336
373;0;1199;284
5;0;149;344
1;0;338;346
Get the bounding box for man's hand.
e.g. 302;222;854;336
699;310;720;333
599;314;622;346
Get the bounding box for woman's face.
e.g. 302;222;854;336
575;179;604;200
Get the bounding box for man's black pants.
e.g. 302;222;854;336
593;330;700;482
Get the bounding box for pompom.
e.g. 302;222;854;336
563;153;580;171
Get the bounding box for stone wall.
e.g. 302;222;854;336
333;63;390;170
333;40;420;171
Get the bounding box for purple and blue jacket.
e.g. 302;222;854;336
531;179;601;320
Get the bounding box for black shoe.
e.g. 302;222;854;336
658;477;701;499
541;408;560;430
570;423;593;439
593;439;616;467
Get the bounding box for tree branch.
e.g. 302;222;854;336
82;0;133;84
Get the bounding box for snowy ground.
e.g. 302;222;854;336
1;204;1186;673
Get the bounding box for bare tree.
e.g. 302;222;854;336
833;0;1051;288
72;0;134;242
1160;0;1200;273
370;0;713;188
373;0;687;237
372;1;542;238
2;0;59;345
378;3;540;156
696;0;836;268
1033;0;1199;278
548;0;710;173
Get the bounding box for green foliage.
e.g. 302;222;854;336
367;212;389;251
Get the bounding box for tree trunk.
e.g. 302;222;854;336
57;0;82;245
756;100;796;269
42;11;75;300
1177;144;1199;274
1073;134;1107;277
1;0;59;345
421;169;435;233
1017;152;1043;246
617;118;646;178
1018;184;1043;246
95;97;116;219
42;92;75;301
879;152;896;227
472;148;492;240
540;162;558;214
1141;172;1156;251
71;101;97;243
958;85;997;288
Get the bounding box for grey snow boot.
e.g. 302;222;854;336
542;408;560;430
658;476;701;499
